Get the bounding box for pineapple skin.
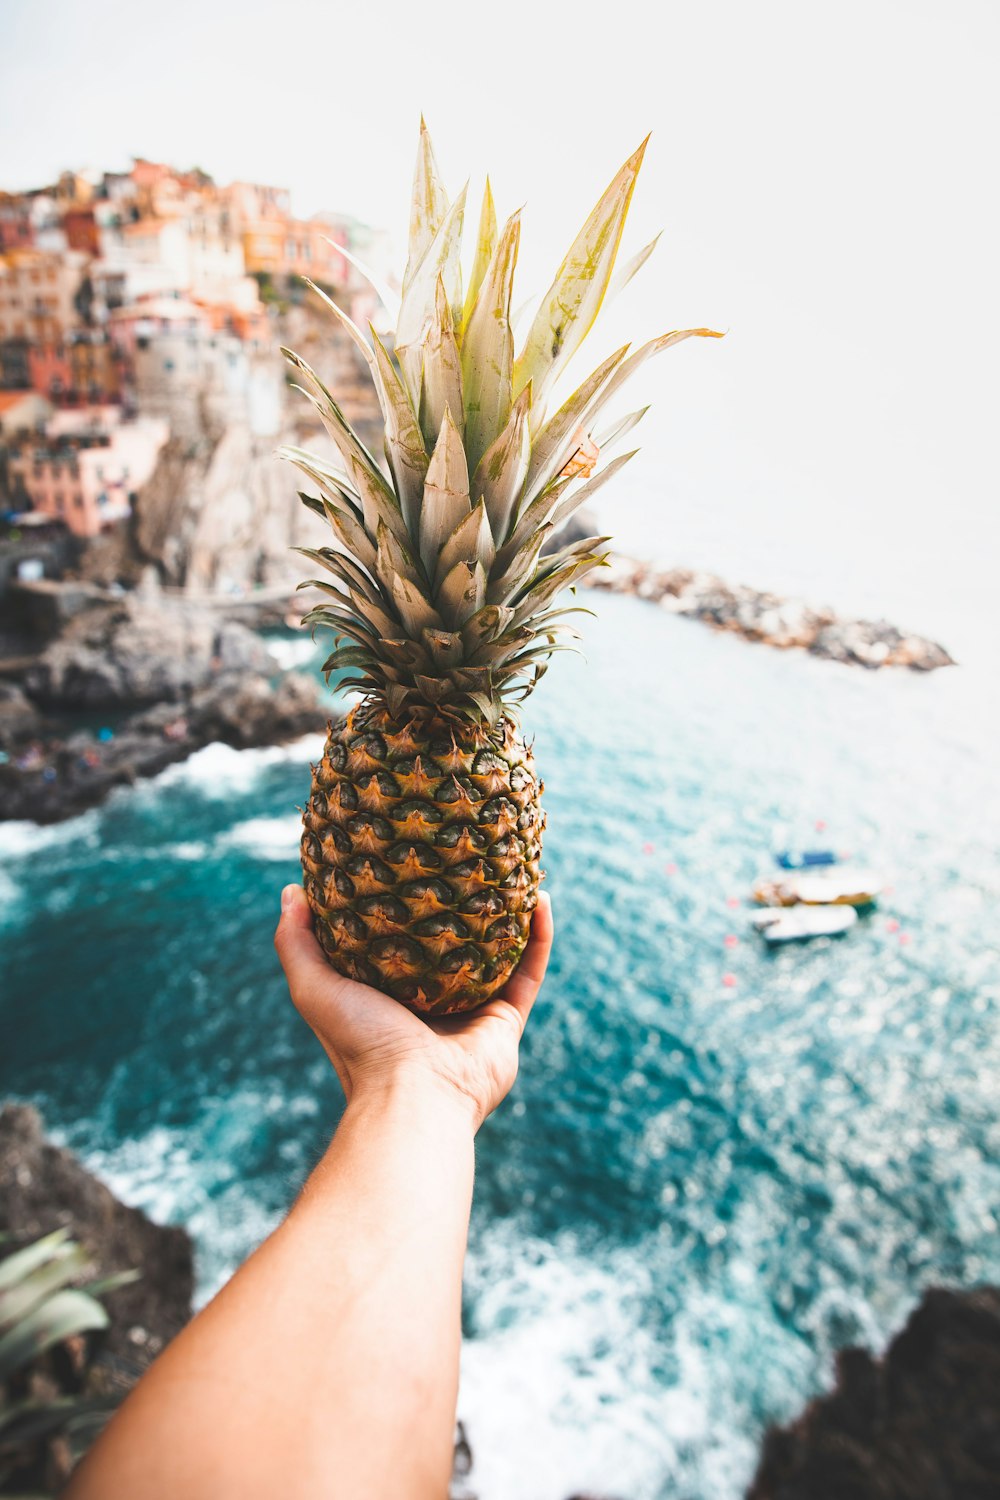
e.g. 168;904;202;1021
300;707;544;1014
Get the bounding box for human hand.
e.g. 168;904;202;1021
274;885;554;1130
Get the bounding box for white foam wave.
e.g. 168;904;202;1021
153;735;326;796
265;637;318;671
218;816;301;860
0;809;100;860
459;1226;763;1500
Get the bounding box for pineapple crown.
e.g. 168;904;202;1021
280;120;720;727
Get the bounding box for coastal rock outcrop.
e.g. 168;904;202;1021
0;587;328;823
592;557;955;671
748;1287;1000;1498
17;592;275;710
0;1103;194;1372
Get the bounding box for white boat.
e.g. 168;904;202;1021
752;904;858;943
752;867;883;908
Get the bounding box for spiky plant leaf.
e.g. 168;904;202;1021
593;405;649;451
0;1290;109;1383
471;384;532;546
522;343;630;504
513;137;648;406
462;178;498;332
281;349;407;546
395;186;468;403
369;328;428;534
0;1244;90;1331
435;497;495;590
438;559;487;626
404;117;449;293
590;326;725;416
419;406;470;577
607;232;661;303
328;236;400;323
0;1231;71;1294
419;278;464;450
462;210;520;476
546;449;640;536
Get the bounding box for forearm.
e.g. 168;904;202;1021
69;1077;476;1500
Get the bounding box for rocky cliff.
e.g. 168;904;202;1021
80;305;382;596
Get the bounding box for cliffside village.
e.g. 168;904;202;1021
0;159;392;559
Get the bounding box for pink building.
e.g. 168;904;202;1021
7;410;168;538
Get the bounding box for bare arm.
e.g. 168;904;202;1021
68;885;553;1500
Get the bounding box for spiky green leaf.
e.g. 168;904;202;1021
403;117;449;293
395;186;468;403
419;406;470;577
419;277;464;450
472;384;531;545
462;210;520;475
462;178;498;332
513;137;648;404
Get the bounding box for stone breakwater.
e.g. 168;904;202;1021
591;555;956;671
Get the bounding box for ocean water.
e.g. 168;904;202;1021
3;590;1000;1499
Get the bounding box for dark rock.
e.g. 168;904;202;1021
593;555;955;672
0;1103;193;1374
20;595;274;710
747;1286;1000;1499
0;681;43;745
0;668;327;824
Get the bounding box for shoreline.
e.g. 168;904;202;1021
589;554;955;671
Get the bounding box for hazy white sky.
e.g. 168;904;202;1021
3;0;998;646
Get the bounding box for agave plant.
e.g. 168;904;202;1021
283;122;720;1013
0;1229;137;1493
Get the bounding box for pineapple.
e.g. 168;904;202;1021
282;123;719;1014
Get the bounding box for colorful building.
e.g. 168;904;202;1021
6;409;168;537
0;249;88;344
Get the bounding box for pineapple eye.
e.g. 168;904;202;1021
457;890;506;917
356;894;409;926
370;935;422;967
353;732;388;760
472;750;507;776
399;878;454;906
435;824;486;850
361;770;401;798
332;869;355;899
395;799;443;824
412;914;470;940
326;910;367;944
438;944;484;976
323;827;352;857
345;854;395;885
386;841;442;872
346;813;394;842
335;783;359;812
509;765;533;794
434;776;481;804
481;797;518;824
327;744;348;772
485;915;521;944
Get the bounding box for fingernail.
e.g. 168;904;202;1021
281;884;298;913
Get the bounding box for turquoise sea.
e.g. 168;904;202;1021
3;589;999;1498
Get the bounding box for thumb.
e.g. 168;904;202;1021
274;884;331;994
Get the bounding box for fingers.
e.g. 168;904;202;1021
499;892;554;1034
274;884;335;1002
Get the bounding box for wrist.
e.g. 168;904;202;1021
345;1066;481;1136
